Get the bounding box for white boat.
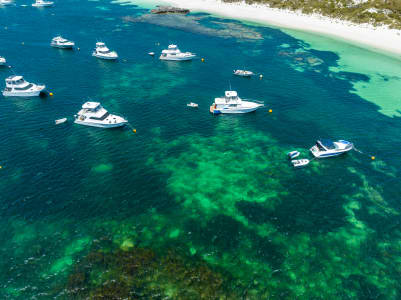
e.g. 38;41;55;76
288;151;300;159
51;36;75;49
2;75;46;97
148;52;155;56
310;139;353;158
74;102;127;128
159;44;195;61
210;91;263;114
55;118;67;125
32;0;53;7
92;42;118;60
187;102;198;108
1;0;13;6
0;56;6;65
233;70;254;77
291;159;310;168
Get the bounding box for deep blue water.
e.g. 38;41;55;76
1;0;401;299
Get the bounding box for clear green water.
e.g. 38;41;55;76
1;0;401;299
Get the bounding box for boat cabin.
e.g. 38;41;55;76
316;139;336;151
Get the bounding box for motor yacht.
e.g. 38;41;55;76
310;139;353;158
1;0;13;6
210;91;263;114
159;44;195;61
2;75;46;97
51;36;75;49
92;42;118;60
233;70;254;77
74;102;127;128
0;56;6;66
32;0;53;7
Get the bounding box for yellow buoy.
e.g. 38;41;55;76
201;58;205;62
49;92;54;96
268;109;272;113
259;74;263;79
0;166;2;169
133;129;136;133
371;156;375;160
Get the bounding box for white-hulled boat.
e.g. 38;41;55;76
2;75;46;97
292;159;310;168
1;0;13;6
74;102;127;128
32;0;53;7
210;91;263;114
160;44;195;61
187;102;198;108
0;56;6;66
288;151;300;159
51;36;75;49
233;70;254;77
92;42;118;60
310;139;353;158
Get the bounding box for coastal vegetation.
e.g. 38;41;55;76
224;0;401;29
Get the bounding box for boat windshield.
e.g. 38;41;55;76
89;112;109;121
14;83;33;90
98;50;111;54
318;139;336;150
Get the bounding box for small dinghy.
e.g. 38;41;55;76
233;69;254;77
288;151;300;159
55;118;67;125
148;52;155;56
291;159;310;168
187;102;198;108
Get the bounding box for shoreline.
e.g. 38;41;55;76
158;0;401;58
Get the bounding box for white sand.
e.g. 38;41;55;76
161;0;401;57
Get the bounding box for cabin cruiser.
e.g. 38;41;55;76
92;42;118;60
159;44;195;61
1;0;13;6
32;0;53;7
210;91;263;114
51;36;75;49
310;139;353;158
233;70;254;77
2;75;46;97
74;102;127;128
0;56;6;66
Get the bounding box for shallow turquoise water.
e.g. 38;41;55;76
1;0;401;299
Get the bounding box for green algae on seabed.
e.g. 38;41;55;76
281;29;401;117
92;163;113;173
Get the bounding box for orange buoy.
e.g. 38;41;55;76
133;129;136;133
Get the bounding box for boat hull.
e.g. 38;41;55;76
92;53;118;60
159;56;194;61
74;120;127;128
310;146;352;158
51;43;74;49
2;86;46;97
32;3;53;6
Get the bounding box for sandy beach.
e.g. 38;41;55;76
161;0;401;57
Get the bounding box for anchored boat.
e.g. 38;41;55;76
74;102;127;128
2;75;46;97
210;91;263;114
310;139;353;158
